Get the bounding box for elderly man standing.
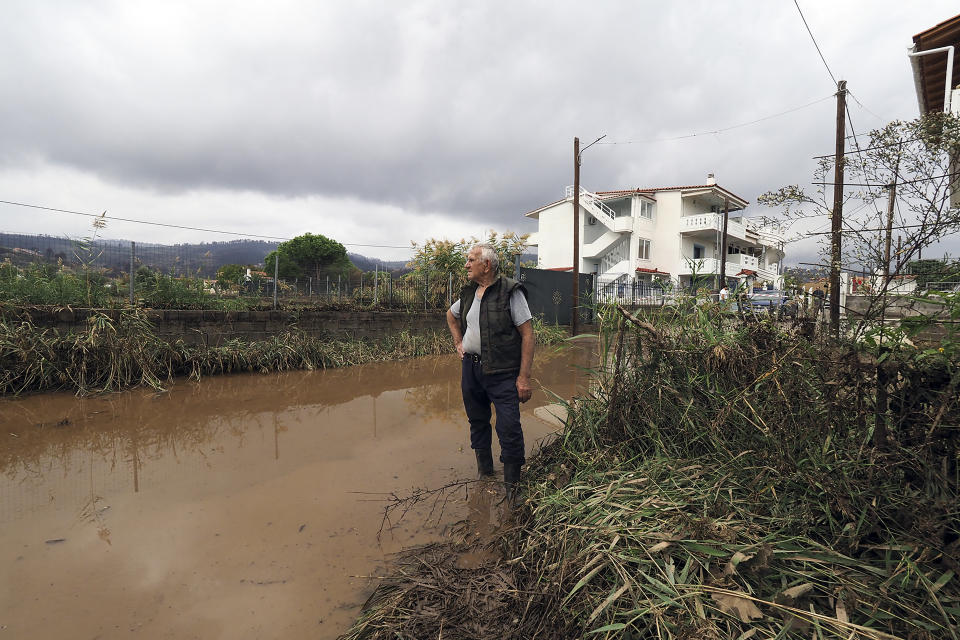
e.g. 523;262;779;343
445;243;534;502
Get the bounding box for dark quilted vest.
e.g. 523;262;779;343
458;276;527;375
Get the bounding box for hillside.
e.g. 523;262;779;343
0;232;407;277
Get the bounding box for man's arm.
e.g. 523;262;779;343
516;319;534;402
446;309;465;359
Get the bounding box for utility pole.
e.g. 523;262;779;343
273;252;279;310
129;241;136;305
718;199;729;291
883;182;898;291
875;178;898;449
572;137;580;337
829;80;847;337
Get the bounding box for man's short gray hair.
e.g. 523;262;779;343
472;243;499;272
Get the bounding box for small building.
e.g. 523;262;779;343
525;175;785;291
909;12;960;207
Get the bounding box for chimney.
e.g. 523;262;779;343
706;173;716;186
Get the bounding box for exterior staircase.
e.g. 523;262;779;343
565;185;617;231
582;230;622;259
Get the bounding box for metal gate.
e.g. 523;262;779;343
517;267;594;325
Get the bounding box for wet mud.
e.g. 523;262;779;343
0;343;594;639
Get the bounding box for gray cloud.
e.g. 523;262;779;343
0;1;958;261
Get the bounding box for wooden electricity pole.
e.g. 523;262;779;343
572;137;580;337
718;198;729;290
829;80;847;337
883;180;898;291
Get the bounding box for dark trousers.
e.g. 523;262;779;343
461;358;525;465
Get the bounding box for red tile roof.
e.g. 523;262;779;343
596;184;749;206
524;183;749;218
636;267;671;275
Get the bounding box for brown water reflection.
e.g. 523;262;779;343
0;343;595;639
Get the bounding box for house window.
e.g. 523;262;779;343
609;198;631;218
638;238;651;260
693;244;705;259
638;200;653;220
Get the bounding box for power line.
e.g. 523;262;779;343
812;171;956;187
0;198;412;249
805;222;951;235
597;94;834;146
793;0;837;86
812;137;920;159
847;90;887;123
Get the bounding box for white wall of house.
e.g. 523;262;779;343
534;201;576;270
528;184;784;289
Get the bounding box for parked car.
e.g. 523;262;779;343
748;290;795;317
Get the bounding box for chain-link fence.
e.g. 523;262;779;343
0;232;468;310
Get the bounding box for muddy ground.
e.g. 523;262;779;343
0;344;593;639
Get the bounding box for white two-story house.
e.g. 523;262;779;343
525;175;785;291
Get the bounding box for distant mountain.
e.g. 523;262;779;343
784;265;828;284
348;253;409;274
0;232;404;278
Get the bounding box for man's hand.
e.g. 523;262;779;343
516;375;532;403
455;341;465;359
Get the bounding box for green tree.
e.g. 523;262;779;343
408;230;529;278
264;233;352;280
407;238;468;277
908;258;960;290
216;263;247;291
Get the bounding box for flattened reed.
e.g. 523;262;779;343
343;303;960;639
0;310;567;396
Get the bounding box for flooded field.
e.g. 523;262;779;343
0;343;594;639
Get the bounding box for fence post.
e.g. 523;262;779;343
425;273;429;310
308;276;312;297
129;241;136;306
389;273;393;307
273;253;279;310
448;272;453;307
338;274;341;301
374;264;379;306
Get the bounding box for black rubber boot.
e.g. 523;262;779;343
503;462;522;505
475;448;495;477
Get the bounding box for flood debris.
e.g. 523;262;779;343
341;303;960;639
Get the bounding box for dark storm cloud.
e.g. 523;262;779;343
0;0;957;253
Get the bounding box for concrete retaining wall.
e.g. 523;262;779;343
6;308;449;345
845;295;947;318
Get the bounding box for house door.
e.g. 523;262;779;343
693;244;705;259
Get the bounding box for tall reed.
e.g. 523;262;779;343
343;300;960;640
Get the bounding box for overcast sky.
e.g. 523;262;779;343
0;1;957;263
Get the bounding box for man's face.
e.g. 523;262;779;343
465;249;488;283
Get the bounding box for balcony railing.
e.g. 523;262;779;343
726;253;759;269
681;214;746;239
677;256;778;279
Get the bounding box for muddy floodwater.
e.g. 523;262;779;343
0;343;595;639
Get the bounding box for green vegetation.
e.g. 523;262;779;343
408;230;530;279
0;313;567;396
909;258;960;290
264;232;353;280
344;300;960;639
0;261;117;307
